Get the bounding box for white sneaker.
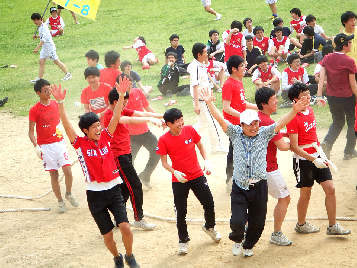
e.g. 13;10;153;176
214;13;222;20
216;87;222;93
202;224;221;242
178;242;189;255
211;146;229;154
133;218;156;230
65;193;79;207
30;77;40;84
326;223;351;235
269;231;292;246
58;201;66;213
232;243;242;256
243;248;254;257
62;73;72;81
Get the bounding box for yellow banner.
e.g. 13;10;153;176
55;0;100;20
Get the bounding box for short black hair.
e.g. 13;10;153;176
273;17;283;27
230;20;243;32
120;60;131;72
322;44;334;57
166;52;177;59
303;26;315;37
209;29;219;37
253;26;264;35
288;82;309;102
226;55;244;74
104;50;120;68
255;87;276;110
116;73;133;84
341;11;357;27
274;26;284;33
290;8;301;17
255;55;268;65
108;87;130;104
287;53;300;66
163;108;183;124
245;35;254;41
192;43;206;59
169;34;179;41
31;13;41;20
84;66;100;79
138;36;146;44
78;112;100;135
85;50;99;61
243;17;252;28
34;79;50;93
305;14;316;24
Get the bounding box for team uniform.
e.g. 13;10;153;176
201;0;211;7
157;62;189;95
206;59;225;83
270;27;291;39
290;16;306;34
253;36;269;55
156;125;216;243
268;36;290;55
133;40;156;63
281;67;308;100
206;39;225;62
252;65;281;86
314;61;322;76
96;62;104;70
222;30;246;61
99;68;122;87
44;15;65;36
29;100;71;171
37;23;58;61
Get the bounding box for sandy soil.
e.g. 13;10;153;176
1;111;357;268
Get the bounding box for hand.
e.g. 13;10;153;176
51;84;66;102
199;87;215;103
150;118;163;128
174;170;187;183
33;48;39;53
316;96;326;107
203;160;211;175
280;130;290;138
168;60;174;67
115;76;131;95
292;96;309;113
32;34;38;40
35;145;43;159
313;158;328;169
161;119;167;130
194;105;200;115
231;28;239;34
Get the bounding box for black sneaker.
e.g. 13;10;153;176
114;254;124;268
176;88;190;97
125;254;140;268
344;150;357;160
165;90;173;98
0;97;8;107
320;141;332;159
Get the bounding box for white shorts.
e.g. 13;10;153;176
41;140;71;171
40;45;58;61
267;169;290;199
201;0;211;7
142;53;156;62
51;29;64;36
266;0;277;4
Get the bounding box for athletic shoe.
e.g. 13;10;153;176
142;181;152;189
133;218;156;230
62;73;72;81
202;224;221;242
269;231;292;246
211;146;229;154
214;13;222;21
320;141;332;159
114;254;124;268
76;22;80;24
58;201;66;213
232;243;242;256
243;248;254;257
178;242;189;255
216;87;222;93
326;223;351;235
165;90;173;98
343;150;357;160
0;97;8;107
65;193;79;207
125;254;140;268
294;222;320;234
30;77;40;84
176;88;190;97
278;100;293;109
142;65;151;70
273;62;278;68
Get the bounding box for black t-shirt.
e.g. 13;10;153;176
246;46;262;69
300;33;327;55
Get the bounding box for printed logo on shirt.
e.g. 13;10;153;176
304;119;316;132
185;139;193;144
156;147;159;151
89;97;107;111
113;169;119;174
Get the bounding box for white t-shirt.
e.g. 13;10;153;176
187;59;210;99
39;23;55;49
242;28;255;37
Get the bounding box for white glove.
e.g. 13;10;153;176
174;170;187;183
35;145;43;159
204;160;211;175
313;158;328;169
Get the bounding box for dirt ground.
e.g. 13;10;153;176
1;111;357;268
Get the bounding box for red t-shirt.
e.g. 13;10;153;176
222;77;246;125
283;67;306;85
286;107;319;154
48;16;62;30
156;125;204;182
72;129;119;183
258;111;282;172
125;88;150;135
29;100;64;145
223;30;244;61
290;16;306;33
103;108;135;157
253;37;269;55
99;68;122;87
254;66;276;83
272;36;289;48
322;52;357;97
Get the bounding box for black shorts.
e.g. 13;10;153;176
57;4;64;9
293;157;332;188
86;184;128;235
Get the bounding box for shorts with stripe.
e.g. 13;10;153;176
267;169;290;199
41;140;71;171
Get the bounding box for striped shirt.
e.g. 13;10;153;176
226;122;276;190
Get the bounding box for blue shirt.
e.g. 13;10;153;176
165;45;185;64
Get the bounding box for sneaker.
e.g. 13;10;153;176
76;22;80;24
343;150;357;160
294;222;320;234
273;62;278;68
65;193;79;207
243;248;254;257
0;97;8;107
178;242;189;255
125;254;140;268
232;243;242;256
114;254;124;268
211;146;229;154
214;13;222;21
165;90;173;98
62;73;72;81
278;100;293;109
176;88;190;97
58;201;66;213
269;231;292;246
326;223;351;235
202;224;221;242
142;181;152;189
30;77;40;84
320;141;332;159
142;65;151;70
133;218;156;230
216;87;222;93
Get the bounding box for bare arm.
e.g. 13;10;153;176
33;41;45;53
160;154;175;174
83;103;91;113
246;102;258;110
119;116;161;125
28;121;37;147
274;138;290;151
144;105;156;113
196;140;208;160
289;133;316;161
223;100;241;117
317;66;326;97
349;73;357;97
132;110;163;119
193;85;200;115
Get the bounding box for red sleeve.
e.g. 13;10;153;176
222;83;233;101
123;108;135;116
103;109;112;128
72;135;81;149
156;136;168;155
140;91;150;107
191;126;201;144
286;115;299;134
81;87;90;104
29;106;37;122
270;131;283;143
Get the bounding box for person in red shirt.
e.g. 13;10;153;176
81;67;112;128
222;21;247;64
253;26;270;55
51;76;141;268
252;55;281;93
290;8;306;44
268;26;290;66
44;7;65;37
99;51;122;87
157;108;221;255
123;36;158;69
29;79;78;213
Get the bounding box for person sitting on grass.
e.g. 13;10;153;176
253;26;270;55
165;34;189;69
305;14;333;41
44;6;65;37
252;55;281;94
99;50;122;87
289;8;306;44
299;26;326;63
85;49;104;70
242;17;254;37
222;20;247;64
206;29;225;62
268;26;290;67
245;35;262;77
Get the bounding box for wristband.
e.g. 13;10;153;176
57;100;64;104
119;93;126;97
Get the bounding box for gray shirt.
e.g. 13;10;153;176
226;122;276;190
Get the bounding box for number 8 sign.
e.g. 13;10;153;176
56;0;101;20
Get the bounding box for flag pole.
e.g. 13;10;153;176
34;0;52;36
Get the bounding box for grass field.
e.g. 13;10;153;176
0;0;355;127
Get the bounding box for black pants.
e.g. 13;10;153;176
115;154;144;221
226;139;233;182
130;130;160;183
158;83;189;96
172;176;215;243
324;95;356;154
229;180;268;249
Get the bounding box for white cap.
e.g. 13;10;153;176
240;109;260;125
